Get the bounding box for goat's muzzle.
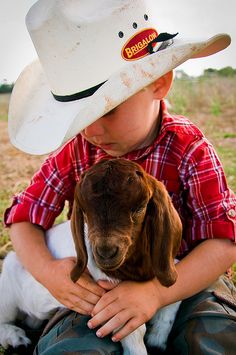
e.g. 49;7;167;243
92;237;131;271
96;245;119;260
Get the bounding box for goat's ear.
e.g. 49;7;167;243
70;183;88;283
144;176;182;287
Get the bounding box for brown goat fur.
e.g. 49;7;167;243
70;158;182;287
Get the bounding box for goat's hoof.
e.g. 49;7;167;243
0;324;31;349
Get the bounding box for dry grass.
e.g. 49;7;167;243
168;76;236;193
168;76;236;116
0;93;10;121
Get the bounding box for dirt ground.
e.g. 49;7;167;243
0;119;46;271
0;120;46;194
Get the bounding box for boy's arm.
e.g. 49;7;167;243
88;238;236;341
10;222;105;314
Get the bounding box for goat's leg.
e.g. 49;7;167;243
146;301;181;351
120;323;147;355
0;251;61;349
0;252;31;348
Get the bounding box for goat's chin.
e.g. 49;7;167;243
94;256;125;272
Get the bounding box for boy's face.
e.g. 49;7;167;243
81;86;160;157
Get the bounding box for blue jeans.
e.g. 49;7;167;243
34;276;236;355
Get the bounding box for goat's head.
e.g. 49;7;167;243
70;158;182;287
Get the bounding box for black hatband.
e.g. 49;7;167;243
52;81;106;102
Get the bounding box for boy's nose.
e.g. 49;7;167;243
83;118;105;137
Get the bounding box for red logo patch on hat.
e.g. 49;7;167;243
122;28;158;61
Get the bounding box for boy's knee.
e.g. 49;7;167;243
167;278;236;354
34;312;122;355
169;315;236;355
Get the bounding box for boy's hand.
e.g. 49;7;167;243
87;279;160;341
42;257;105;315
9;222;105;315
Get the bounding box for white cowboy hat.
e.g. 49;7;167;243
8;0;231;155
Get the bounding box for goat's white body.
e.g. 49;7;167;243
0;221;180;353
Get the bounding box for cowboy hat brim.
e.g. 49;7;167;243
8;33;231;155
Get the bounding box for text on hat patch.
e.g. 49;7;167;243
122;28;158;61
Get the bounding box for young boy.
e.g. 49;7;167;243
4;0;236;353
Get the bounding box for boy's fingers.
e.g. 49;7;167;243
70;298;94;315
97;280;118;290
92;309;137;340
62;291;96;315
92;288;118;315
88;301;120;329
111;317;141;342
67;256;77;264
71;282;102;305
76;274;106;297
63;300;92;315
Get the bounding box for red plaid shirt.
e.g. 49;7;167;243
5;101;236;258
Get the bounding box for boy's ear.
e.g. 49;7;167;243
152;70;173;100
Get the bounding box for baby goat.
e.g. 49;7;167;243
0;158;182;354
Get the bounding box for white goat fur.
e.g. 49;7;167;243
0;221;181;354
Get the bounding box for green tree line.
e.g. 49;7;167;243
204;66;236;77
0;82;14;94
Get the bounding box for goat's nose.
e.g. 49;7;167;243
96;245;119;259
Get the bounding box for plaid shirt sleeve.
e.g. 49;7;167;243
4;141;77;230
177;135;236;254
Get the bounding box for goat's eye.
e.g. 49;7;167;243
131;205;145;215
127;176;134;184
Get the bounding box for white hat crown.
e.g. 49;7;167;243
26;0;160;98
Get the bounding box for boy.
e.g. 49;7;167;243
4;0;236;353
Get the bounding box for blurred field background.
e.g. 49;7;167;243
0;69;236;275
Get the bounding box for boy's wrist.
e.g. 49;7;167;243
29;255;53;284
152;277;178;308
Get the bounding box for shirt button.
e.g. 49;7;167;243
228;209;236;218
